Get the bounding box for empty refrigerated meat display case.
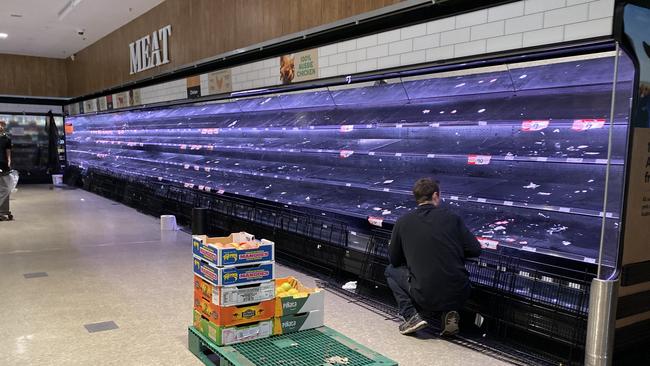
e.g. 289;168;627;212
68;50;632;265
66;48;634;362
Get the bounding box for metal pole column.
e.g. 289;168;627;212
192;207;208;235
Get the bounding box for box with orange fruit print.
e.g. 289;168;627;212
192;232;274;267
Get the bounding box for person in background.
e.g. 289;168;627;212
0;121;13;220
385;178;482;336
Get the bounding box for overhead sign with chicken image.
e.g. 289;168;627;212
280;49;318;84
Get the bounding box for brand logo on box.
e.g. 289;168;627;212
200;247;217;261
242;309;257;319
283;301;298;310
222;252;238;262
200;266;218;281
239;270;270;280
239;251;269;261
223;272;238;282
282;320;297;328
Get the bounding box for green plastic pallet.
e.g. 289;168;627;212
188;326;398;366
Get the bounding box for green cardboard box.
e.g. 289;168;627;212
273;310;324;335
193;310;273;345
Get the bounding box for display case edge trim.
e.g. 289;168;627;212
613;1;650;289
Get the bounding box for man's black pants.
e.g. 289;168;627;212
384;264;419;319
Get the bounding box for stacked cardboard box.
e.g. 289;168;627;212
273;276;325;335
192;232;276;346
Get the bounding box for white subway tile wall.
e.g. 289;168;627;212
543;4;589;28
487;2;525;22
486;33;524;53
522;26;565;47
413;34;440;51
425;45;455;62
400;23;427;39
338;63;357;76
564;17;613;41
426;17;456;34
524;0;567;15
456;9;488;28
588;0;615;20
377;29;401;44
399;50;426;65
454;40;487;58
356;34;378;48
470;21;505;40
70;0;615;115
505;13;544;34
441;28;471;46
388;39;413;55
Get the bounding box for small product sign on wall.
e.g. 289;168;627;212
279;49;318;84
130;89;142;106
114;92;130;109
83;99;97;113
208;69;232;94
129;25;172;75
98;96;108;111
187;76;201;99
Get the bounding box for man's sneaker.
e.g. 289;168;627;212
440;310;460;336
399;313;428;335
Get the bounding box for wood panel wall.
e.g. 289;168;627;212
0;54;68;97
67;0;402;97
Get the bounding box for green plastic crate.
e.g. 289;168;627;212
188;326;398;366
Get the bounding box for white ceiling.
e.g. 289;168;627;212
0;0;164;59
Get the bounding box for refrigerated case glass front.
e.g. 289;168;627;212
67;50;635;268
1;114;65;178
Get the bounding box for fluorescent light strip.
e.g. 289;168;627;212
58;0;83;20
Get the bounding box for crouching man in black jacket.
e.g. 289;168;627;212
385;178;482;336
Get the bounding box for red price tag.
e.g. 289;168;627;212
340;150;354;158
572;119;605;131
468;155;491;165
477;237;498;250
368;216;383;227
521;120;549;131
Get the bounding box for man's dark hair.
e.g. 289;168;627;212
413;178;440;204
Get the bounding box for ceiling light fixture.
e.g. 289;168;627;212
58;0;84;20
0;33;8;39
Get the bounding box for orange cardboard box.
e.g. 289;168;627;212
194;289;275;326
194;274;275;307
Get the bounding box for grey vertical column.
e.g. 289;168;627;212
585;278;619;366
192;207;208;235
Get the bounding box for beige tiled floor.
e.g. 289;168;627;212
0;186;507;365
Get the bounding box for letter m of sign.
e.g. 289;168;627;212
129;41;141;75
